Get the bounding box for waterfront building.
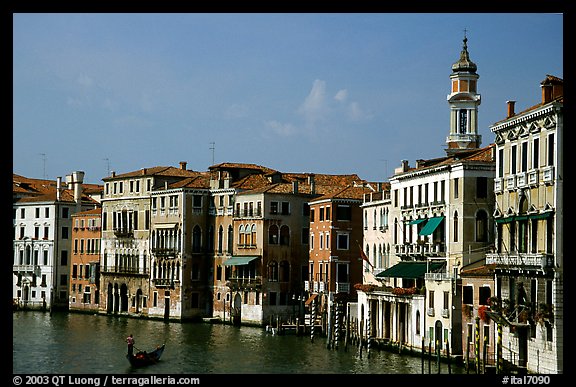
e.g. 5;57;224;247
308;181;373;339
487;75;563;374
98;163;204;317
69;208;102;313
13;172;101;311
148;170;212;321
459;261;497;371
357;36;495;358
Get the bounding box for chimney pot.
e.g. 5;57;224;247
506;100;516;118
179;161;187;170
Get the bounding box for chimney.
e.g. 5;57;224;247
292;181;299;194
111;171;115;177
56;176;62;201
506;100;516;118
308;174;316;195
141;168;146;175
72;171;85;204
179;161;187;170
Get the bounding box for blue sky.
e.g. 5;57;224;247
13;13;563;184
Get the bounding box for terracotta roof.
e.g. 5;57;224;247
169;173;211;189
72;208;102;216
313;184;372;201
209;162;277;174
460;263;497;277
105;166;202;180
13;174;100;205
399;144;495;175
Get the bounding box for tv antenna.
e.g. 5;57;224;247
209;142;215;165
103;158;111;177
39;153;47;179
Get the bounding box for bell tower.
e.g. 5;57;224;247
446;32;481;155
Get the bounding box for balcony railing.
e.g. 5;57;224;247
152;278;180;288
486;252;554;271
13;264;41;274
542;166;555;184
151;248;178;258
101;266;149;275
336;282;349;294
113;228;134;238
395;242;445;257
227;276;262;289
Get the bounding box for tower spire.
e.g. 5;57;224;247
446;32;482;155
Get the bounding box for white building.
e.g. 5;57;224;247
487;75;563;374
13;172;100;311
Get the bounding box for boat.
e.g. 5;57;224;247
126;344;166;367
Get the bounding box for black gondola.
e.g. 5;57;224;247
126;344;165;367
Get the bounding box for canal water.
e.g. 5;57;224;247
13;311;466;375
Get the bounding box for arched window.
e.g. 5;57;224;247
475;210;488;242
416;310;421;335
239;225;245;246
280;225;290;245
453;211;459;242
245;223;252;246
250;224;257;247
373;209;377;229
227;225;233;253
268;261;278;282
218;225;224;254
268;224;279;244
192;225;201;253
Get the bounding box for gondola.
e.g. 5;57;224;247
126;344;165;367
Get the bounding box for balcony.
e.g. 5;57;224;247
542;166;555;184
494;178;503;193
113;228;133;238
516;172;527;188
427;307;435;317
395;242;445;257
486;252;554;271
527;170;539;186
152;278;180;288
13;264;41;274
425;271;452;281
151;247;178;258
506;175;516;190
336;282;350;294
101;266;149;276
441;308;450;318
227;276;262;290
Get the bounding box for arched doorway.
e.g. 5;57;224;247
435;320;443;350
107;283;114;314
232;293;242;326
120;284;129;312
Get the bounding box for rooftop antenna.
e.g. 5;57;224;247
39;153;47;179
209;142;215;166
103;158;111;177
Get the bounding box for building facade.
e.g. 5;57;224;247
487;75;563;374
358;36;495;357
69;208;102;313
13;172;101;311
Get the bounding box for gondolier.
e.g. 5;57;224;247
126;334;135;356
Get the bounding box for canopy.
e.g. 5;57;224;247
418;216;444;236
223;256;259;266
376;261;445;279
408;218;426;225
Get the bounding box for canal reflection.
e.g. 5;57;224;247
13;312;465;374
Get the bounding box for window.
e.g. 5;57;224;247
443;291;449;310
521;142;528;172
62;227;69;239
193;195;202;208
268;261;278;282
62;207;69;218
428;290;435;308
498;149;504;178
280;225;290;245
270;201;279;215
319;207;325;221
281;202;290;215
476;177;487;199
268;225;279;245
511;145;517;174
310;208;315;222
454;178;459;199
459;109;468;133
301;228;309;244
336;205;351;221
325;206;331;220
453;211;459;242
479;286;491;305
336;233;349;250
337;263;349;283
533;138;540;169
463;285;473;304
476;210;488;242
547;133;554;166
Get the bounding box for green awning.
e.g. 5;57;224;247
515;215;529;221
418;216;444;236
529;212;553;220
495;216;515;224
223;256;259;266
376;261;445;279
408;218;426;225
